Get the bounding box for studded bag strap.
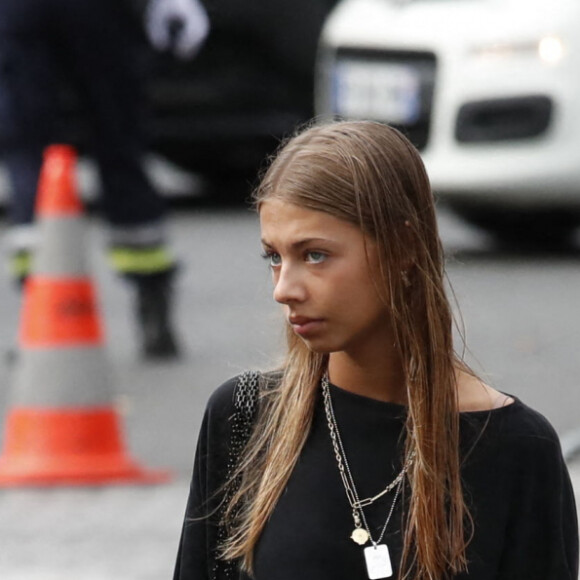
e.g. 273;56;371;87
232;370;261;437
212;370;262;580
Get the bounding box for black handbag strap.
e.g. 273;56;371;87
233;370;261;431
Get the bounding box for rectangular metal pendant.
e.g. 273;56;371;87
364;544;393;579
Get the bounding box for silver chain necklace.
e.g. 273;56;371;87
321;374;414;579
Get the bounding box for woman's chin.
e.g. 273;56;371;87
299;337;340;355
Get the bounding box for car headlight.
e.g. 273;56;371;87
538;37;565;64
471;36;565;65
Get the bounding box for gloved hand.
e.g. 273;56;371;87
145;0;210;60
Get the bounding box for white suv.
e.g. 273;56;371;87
316;0;580;244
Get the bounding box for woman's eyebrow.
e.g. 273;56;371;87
261;237;335;250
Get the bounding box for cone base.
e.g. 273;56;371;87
0;407;170;487
0;456;170;487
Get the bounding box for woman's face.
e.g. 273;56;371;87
260;199;394;357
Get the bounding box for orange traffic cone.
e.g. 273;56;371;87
0;145;170;486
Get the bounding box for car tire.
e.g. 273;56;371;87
447;202;580;248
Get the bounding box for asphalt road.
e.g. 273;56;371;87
0;200;579;579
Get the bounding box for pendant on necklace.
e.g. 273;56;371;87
350;527;370;545
364;544;393;579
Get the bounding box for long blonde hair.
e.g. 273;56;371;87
220;121;470;579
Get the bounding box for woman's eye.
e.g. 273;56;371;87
306;251;327;264
261;251;281;267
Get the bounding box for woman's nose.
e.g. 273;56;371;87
273;265;306;305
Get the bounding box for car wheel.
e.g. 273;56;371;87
447;202;580;248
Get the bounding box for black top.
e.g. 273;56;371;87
174;376;579;580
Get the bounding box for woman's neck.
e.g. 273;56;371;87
327;351;407;404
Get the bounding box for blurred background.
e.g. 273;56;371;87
0;0;579;578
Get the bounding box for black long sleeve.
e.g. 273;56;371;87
494;418;578;579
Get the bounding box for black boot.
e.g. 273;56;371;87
133;269;180;360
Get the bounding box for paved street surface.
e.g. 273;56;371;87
0;204;579;579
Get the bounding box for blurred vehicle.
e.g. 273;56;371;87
149;1;338;188
55;1;338;201
316;0;580;244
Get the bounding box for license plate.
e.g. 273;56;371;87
333;60;421;124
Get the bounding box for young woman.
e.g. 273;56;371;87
173;121;578;580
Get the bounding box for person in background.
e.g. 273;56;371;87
0;0;209;358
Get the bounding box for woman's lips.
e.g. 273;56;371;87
289;316;324;336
